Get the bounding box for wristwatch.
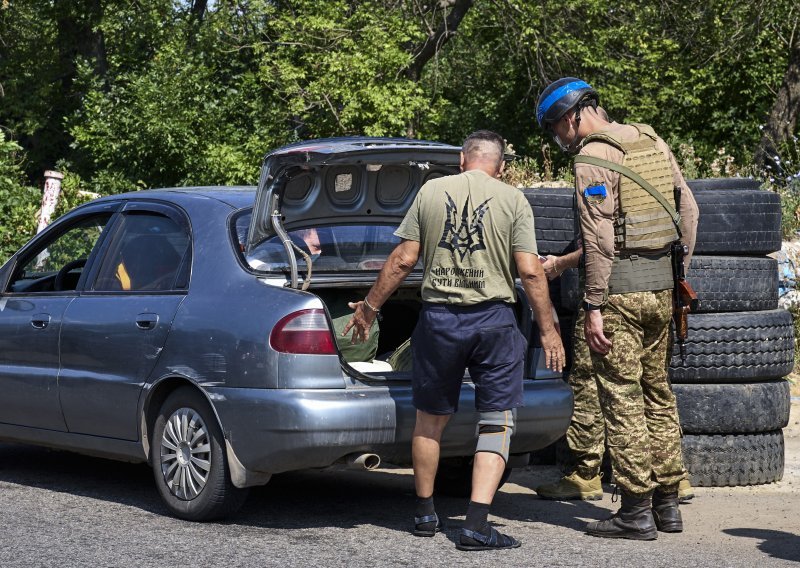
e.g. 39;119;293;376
582;301;602;311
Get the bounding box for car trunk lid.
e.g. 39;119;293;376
245;137;461;253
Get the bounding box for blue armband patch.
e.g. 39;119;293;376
583;183;607;204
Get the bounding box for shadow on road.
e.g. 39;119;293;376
0;442;609;536
723;528;800;563
0;442;163;513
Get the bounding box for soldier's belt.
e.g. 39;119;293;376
607;252;673;294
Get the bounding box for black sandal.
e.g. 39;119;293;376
456;526;521;551
413;513;443;537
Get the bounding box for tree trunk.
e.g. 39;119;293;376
755;29;800;173
403;0;474;137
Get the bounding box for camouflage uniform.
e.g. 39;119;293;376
589;289;684;495
564;309;605;479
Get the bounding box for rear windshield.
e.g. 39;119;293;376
234;211;408;272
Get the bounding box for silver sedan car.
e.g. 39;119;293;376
0;137;572;520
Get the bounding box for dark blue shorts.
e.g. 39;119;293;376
411;301;527;414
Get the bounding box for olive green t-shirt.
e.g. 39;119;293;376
395;169;538;305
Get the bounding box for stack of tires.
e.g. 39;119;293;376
525;178;794;487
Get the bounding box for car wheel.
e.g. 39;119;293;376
152;386;248;521
434;457;512;498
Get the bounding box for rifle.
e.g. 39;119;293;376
671;242;699;362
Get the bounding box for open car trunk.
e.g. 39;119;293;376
308;279;563;465
311;281;555;382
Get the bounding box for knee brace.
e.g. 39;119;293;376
476;410;515;463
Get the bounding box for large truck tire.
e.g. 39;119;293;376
682;431;784;486
669;310;794;383
691;188;781;255
686;178;761;191
523;188;574;255
688;256;778;312
673;381;791;434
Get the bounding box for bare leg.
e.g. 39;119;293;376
470;451;505;504
412;410;451;497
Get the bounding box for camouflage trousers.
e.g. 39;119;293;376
587;289;685;496
564;308;606;479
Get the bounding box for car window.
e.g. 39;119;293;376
93;211;190;292
8;214;112;293
234;211;408;272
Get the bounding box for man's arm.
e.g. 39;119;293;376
514;250;564;372
342;239;420;343
542;246;583;280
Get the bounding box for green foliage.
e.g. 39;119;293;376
0;0;798;194
756;135;800;238
0;132;39;262
777;179;800;240
64;0;435;192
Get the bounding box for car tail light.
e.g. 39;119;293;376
270;309;337;355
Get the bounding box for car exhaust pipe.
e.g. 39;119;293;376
345;453;381;470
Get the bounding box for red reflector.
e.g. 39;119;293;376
270;309;336;355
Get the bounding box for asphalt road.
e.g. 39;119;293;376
1;404;798;568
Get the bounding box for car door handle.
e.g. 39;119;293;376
31;313;51;329
136;313;159;330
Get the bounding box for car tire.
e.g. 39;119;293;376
669;310;794;383
434;457;512;498
688;256;778;312
522;188;574;255
691;187;781;255
673;380;791;434
151;386;248;521
682;431;785;486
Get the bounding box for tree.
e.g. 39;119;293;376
755;16;800;172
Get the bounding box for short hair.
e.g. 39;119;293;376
462;130;505;168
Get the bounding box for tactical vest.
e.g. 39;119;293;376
574;124;680;294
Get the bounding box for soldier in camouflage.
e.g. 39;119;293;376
535;245;695;503
536;78;698;540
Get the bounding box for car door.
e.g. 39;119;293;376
0;206;117;430
58;202;191;441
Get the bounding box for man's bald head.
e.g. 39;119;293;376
462;130;505;173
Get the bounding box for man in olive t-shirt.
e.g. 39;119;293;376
396;160;538;305
344;130;563;551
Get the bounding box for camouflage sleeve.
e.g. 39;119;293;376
575;143;621;305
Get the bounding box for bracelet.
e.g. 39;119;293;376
363;297;381;314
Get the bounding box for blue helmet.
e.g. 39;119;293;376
536;77;599;130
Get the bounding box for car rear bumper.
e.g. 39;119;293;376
207;378;573;476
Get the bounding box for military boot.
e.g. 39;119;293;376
652;490;683;533
586;491;657;541
678;478;695;503
535;472;603;501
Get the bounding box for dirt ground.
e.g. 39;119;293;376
505;394;800;564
